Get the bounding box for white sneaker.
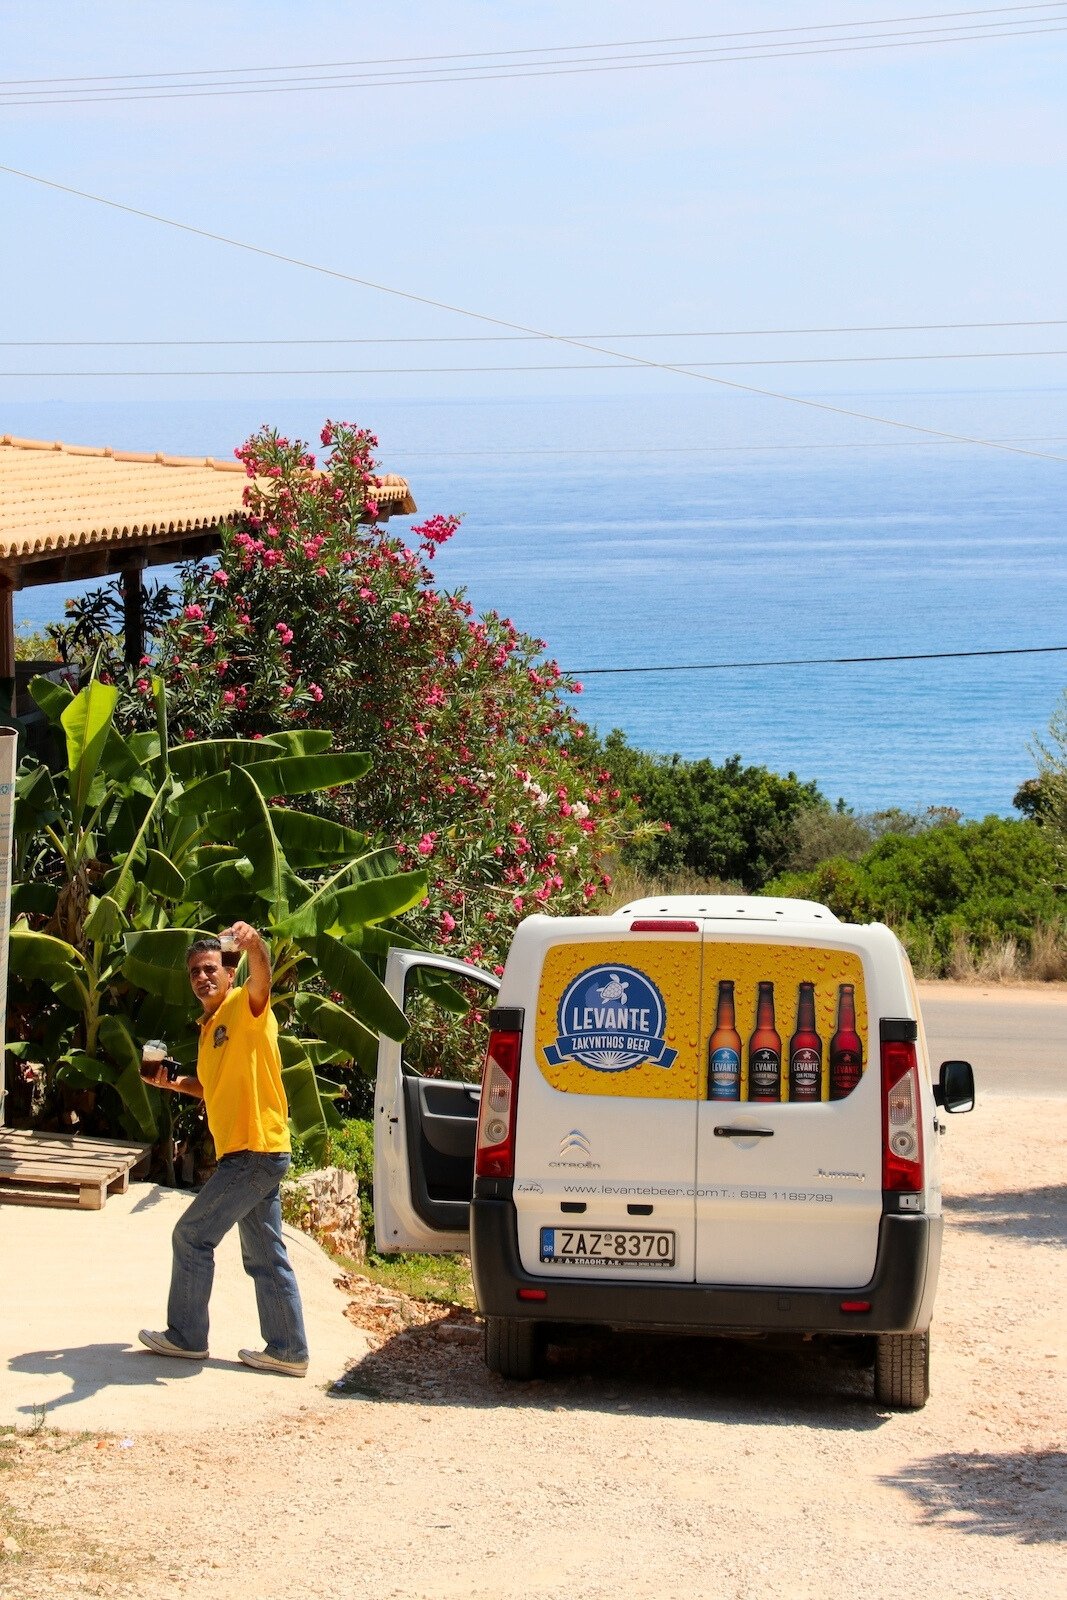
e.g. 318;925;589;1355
238;1347;309;1377
138;1329;208;1360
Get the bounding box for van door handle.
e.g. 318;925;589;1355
713;1125;774;1138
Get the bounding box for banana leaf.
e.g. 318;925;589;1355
293;993;379;1075
143;849;187;901
98;1015;160;1139
313;932;408;1042
257;730;334;757
83;894;130;943
328;872;427;931
167;737;290;784
122;928;204;1007
10;881;58;918
267;808;368;869
8;927;90;1012
28;675;74;720
60;678;120;829
281;1060;340;1164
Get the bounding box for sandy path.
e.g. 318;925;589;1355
2;1094;1063;1600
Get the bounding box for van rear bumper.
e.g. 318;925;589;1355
470;1200;942;1336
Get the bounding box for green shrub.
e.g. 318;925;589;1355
600;730;823;890
765;816;1065;975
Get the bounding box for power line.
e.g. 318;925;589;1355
2;161;1065;466
3;318;1066;346
389;436;1067;459
5;349;1065;377
1;4;1059;86
1;13;1064;104
568;644;1067;676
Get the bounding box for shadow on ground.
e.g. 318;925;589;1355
943;1184;1066;1248
334;1306;887;1432
7;1343;255;1418
882;1449;1067;1544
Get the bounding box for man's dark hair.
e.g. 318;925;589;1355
187;936;222;963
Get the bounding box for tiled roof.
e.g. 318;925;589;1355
0;435;416;586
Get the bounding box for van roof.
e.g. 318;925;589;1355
619;895;839;923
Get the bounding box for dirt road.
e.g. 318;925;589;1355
2;1089;1063;1600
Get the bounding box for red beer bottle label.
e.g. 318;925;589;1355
829;982;863;1099
788;981;823;1102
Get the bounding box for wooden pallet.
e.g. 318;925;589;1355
0;1130;152;1210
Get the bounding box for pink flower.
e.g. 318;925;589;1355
183;604;204;621
512;895;525;913
211;569;229;586
203;626;217;646
279;683;294;700
493;964;505;977
221;690;236;706
440;912;456;935
309;683;324;703
275;622;294;646
417;833;437;857
135;678;151;695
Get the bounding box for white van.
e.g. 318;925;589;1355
374;896;974;1409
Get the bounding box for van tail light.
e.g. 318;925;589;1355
881;1036;924;1193
476;1012;523;1179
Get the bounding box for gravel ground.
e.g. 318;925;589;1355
1;1094;1063;1600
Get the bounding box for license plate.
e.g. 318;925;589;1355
540;1227;675;1268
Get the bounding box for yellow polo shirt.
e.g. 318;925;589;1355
196;985;291;1158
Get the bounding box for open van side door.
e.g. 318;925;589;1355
373;948;500;1254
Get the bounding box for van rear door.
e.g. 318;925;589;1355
373;949;498;1254
694;933;884;1288
513;922;704;1284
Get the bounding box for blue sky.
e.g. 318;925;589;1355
2;0;1065;411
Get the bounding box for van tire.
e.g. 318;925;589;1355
484;1316;541;1380
874;1330;930;1409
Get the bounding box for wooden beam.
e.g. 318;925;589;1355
0;576;14;715
120;559;148;669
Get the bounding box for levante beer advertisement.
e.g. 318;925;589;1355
535;940;868;1103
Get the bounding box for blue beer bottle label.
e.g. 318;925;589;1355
709;1047;741;1099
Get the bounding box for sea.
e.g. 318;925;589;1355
7;388;1067;819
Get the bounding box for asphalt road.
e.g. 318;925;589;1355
919;985;1067;1099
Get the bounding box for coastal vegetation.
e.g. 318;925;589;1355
7;670;425;1166
13;417;1065;1195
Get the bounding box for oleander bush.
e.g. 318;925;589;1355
50;421;642;976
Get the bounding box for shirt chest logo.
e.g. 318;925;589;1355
212;1023;229;1049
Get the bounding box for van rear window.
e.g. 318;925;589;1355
535;939;868;1102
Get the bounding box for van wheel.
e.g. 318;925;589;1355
484;1316;542;1380
874;1330;930;1409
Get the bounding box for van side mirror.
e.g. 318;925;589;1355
934;1059;975;1113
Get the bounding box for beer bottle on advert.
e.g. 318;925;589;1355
707;980;742;1100
788;980;823;1101
829;982;863;1098
747;980;782;1101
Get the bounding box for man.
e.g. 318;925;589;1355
137;922;309;1376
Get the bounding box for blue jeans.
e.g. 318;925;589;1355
166;1151;309;1362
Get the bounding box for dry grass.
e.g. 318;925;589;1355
945;924;1067;983
602;864;742;911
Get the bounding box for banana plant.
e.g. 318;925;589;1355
9;671;426;1165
